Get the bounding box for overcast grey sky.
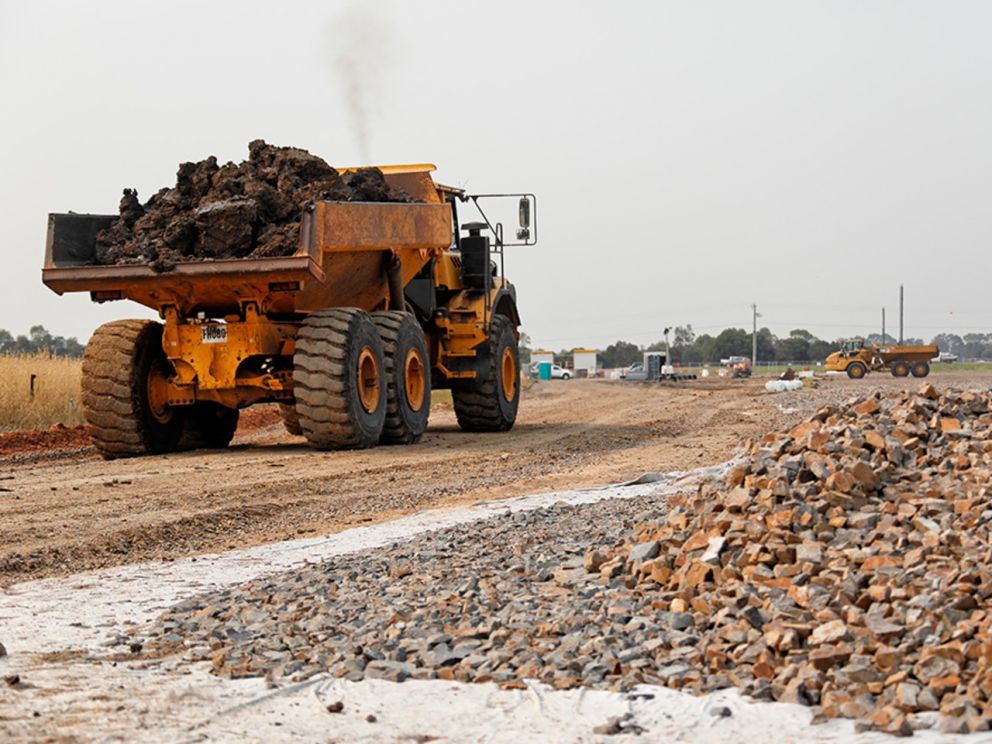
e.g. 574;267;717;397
1;0;989;349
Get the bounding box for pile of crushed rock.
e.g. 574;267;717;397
136;383;992;737
603;382;992;735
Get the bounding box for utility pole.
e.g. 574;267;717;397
882;307;886;344
899;284;904;345
751;303;760;365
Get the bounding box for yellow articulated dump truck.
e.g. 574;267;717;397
824;338;938;379
43;165;536;457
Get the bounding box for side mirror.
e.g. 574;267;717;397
516;197;531;240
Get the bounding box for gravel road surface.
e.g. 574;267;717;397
2;372;990;584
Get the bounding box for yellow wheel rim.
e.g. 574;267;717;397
146;365;173;424
404;348;427;412
501;346;517;402
357;347;381;414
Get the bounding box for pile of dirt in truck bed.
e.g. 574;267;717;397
94;140;415;272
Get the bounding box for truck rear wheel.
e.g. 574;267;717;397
294;308;386;450
180;403;240;449
372;311;431;444
891;361;910;377
846;362;867;379
911;361;930;378
81;319;184;459
278;403;303;436
453;314;520;432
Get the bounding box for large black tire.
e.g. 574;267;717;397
278;403;303;436
846;362;867;379
452;314;520;432
81;319;184;459
890;361;910;378
294;308;386;450
180;403;240;449
372;311;431;444
911;360;931;378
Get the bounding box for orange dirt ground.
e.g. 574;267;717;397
1;373;989;585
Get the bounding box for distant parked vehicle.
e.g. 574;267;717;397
620;363;645;380
937;352;959;363
720;356;751;378
621;355;696;382
527;361;571;379
720;355;748;366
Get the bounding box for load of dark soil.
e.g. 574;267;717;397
94;140;415;272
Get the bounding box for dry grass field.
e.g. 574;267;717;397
0;354;84;431
0;359;488;433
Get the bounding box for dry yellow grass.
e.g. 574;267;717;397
0;357;529;432
431;389;453;407
0;354;84;432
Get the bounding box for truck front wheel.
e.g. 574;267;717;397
81;319;184;459
372;311;431;444
911;361;930;378
278;403;302;436
846;362;867;379
452;314;520;432
294;308;386;450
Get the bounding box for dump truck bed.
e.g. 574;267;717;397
875;345;939;363
43;201;452;317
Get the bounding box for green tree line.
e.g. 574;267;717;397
550;325;977;369
9;324;990;367
932;333;992;361
0;326;85;358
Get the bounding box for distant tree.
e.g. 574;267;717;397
932;333;964;357
13;335;32;354
713;328;751;360
689;334;717;364
963;333;992;360
777;334;810;362
755;327;776;362
64;337;85;357
600;340;641;368
808;339;835;362
0;325;85;358
518;331;532;364
30;325;53;349
674;325;695;347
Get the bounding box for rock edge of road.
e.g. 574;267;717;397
135;383;992;738
2;465;930;743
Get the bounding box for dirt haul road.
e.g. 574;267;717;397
2;373;989;585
